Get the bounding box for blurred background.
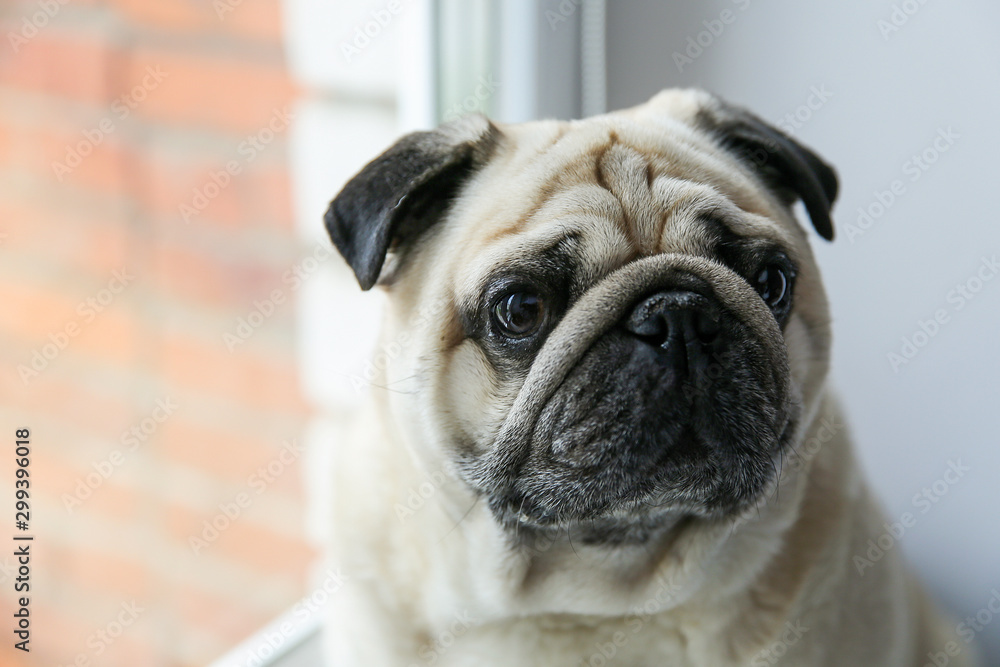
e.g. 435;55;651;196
0;1;997;666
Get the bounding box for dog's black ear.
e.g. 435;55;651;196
696;96;838;241
325;115;500;290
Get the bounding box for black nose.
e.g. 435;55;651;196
624;290;723;376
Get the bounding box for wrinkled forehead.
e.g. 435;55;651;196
444;116;801;297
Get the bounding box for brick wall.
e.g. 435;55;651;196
0;1;320;665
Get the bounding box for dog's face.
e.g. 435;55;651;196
328;89;837;543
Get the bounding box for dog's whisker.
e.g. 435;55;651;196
438;496;482;544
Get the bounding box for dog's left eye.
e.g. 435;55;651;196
492;291;545;338
754;262;793;317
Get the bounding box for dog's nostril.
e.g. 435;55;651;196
693;309;720;344
629;311;670;345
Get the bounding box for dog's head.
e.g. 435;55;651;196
327;89;837;542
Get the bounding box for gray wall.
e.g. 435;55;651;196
604;1;1000;662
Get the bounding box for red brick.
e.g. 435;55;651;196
173;584;276;647
0;279;86;341
242;163;295;230
39;605;159;667
39;543;152;601
109;0;286;44
0;280;141;375
0;107;292;231
0;29;116;105
74;305;140;365
124;46;297;134
0;107;132;192
0;30;295;134
158;330;307;414
92;636;161;667
65;474;146;525
0;4;317;665
165;503;316;576
35;450;146;522
156;417;296;485
2;375;133;443
141;149;295;232
150;240;290;308
30;604;94;667
216;523;315;577
50;127;134;194
144;151;248;229
0;193;130;277
0;651;32;667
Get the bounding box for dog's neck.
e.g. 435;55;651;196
384;421;836;631
376;354;834;618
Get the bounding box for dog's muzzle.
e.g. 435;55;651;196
459;254;796;528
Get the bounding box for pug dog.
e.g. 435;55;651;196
321;89;973;666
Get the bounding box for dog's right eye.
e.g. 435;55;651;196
752;256;795;323
492;291;545;338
